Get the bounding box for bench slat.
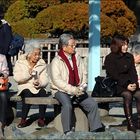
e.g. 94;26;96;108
24;97;123;105
10;95;124;105
25;97;59;105
94;97;123;103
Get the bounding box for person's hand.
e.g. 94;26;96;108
33;79;40;89
73;87;84;96
76;90;84;97
127;83;136;91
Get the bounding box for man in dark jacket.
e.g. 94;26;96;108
0;6;13;75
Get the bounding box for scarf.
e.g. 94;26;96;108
58;49;80;86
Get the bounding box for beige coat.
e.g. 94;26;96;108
50;53;87;96
13;54;49;95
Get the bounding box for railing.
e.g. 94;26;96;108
11;39;89;65
12;39;122;71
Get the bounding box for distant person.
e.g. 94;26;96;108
0;54;11;139
13;41;49;128
104;35;140;133
0;6;13;76
50;33;104;134
131;44;140;86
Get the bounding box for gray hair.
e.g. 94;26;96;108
131;44;140;55
59;33;74;48
24;40;41;54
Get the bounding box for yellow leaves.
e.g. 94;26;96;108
101;0;137;38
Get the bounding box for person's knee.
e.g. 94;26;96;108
63;103;72;111
121;91;132;99
0;92;7;100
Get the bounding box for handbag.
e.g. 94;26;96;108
91;76;117;97
0;77;9;91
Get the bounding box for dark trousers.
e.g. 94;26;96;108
121;89;140;116
0;91;15;125
0;92;8;124
20;89;47;119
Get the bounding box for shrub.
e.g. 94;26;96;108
36;2;88;38
117;17;135;37
5;0;29;23
25;0;60;18
101;13;117;37
11;18;38;38
101;0;137;38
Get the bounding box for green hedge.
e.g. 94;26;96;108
11;18;39;38
5;0;29;23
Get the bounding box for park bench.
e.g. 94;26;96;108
10;94;123;132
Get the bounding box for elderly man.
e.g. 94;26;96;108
50;33;104;134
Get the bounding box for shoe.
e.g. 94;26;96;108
64;131;73;136
127;124;136;133
38;118;45;127
17;119;27;128
92;126;105;133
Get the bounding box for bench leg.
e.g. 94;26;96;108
54;105;89;132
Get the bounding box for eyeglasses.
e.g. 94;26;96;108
67;44;76;48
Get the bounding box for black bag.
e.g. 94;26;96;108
91;76;117;97
73;92;88;103
8;34;24;56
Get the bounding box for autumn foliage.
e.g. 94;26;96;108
101;0;137;39
4;0;137;39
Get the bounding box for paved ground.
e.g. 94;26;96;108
11;103;137;136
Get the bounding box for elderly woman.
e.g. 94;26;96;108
0;54;9;139
13;40;49;128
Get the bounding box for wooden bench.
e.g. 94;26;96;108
10;95;124;104
10;95;123;132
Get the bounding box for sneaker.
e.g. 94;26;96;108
38;118;45;127
17;119;27;128
65;130;74;135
